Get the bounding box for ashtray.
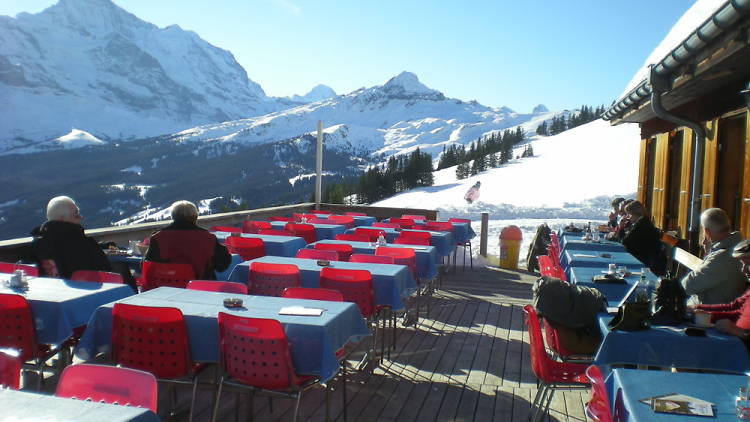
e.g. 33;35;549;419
316;260;331;267
600;253;612;258
223;298;244;308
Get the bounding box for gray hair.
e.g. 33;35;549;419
700;208;730;234
46;196;77;220
170;200;199;222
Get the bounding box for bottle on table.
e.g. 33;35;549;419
377;233;387;246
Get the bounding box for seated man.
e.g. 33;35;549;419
693;239;750;323
700;240;750;346
681;208;746;305
620;200;666;275
30;196;113;278
145;200;231;279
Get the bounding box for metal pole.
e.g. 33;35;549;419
315;120;323;210
479;212;489;257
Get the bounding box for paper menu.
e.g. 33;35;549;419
278;306;325;316
572;253;598;258
639;393;714;417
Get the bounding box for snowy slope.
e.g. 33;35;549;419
0;0;284;151
169;71;560;160
373;119;641;261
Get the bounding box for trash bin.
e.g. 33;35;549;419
499;225;522;269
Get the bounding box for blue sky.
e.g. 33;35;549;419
1;0;693;112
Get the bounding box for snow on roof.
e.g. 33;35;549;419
619;0;726;98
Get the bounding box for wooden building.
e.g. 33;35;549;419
604;0;750;251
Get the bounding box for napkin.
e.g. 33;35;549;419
278;306;325;316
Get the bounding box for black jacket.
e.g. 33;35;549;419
30;220;112;279
621;217;666;274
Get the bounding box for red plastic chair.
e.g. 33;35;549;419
354;228;386;242
285;223;317;244
0;350;21;390
549;232;562;256
545;247;567;281
56;364;158;412
242;220;271;234
0;293;65;389
402;214;426;220
212;314;323;422
225;236;265;261
349;254;396;265
424;221;453;232
522;305;589;422
537;255;557;278
328;215;355;228
335;233;370;242
268;216;294;222
248;262;301;297
0;262;39;276
70;270;124;284
320;267;376;318
389;218;415;229
314;243;354;261
258;228;295;237
399;231;432;246
411;224;429;230
139;261;195;291
296;249;340;261
373;222;401;229
344;212;367;216
210;226;241;234
585;365;613;422
187;280;248;295
393;235;430;246
112;303;203;418
281;287;344;302
375;247;418;280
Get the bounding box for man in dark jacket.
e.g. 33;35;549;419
30;196;112;279
621;200;666;275
145;200;230;279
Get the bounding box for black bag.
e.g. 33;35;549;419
526;224;551;272
532;276;606;332
608;301;651;331
651;277;686;326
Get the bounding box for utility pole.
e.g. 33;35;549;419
315;120;323;210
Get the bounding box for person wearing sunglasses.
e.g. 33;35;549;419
29;195;112;279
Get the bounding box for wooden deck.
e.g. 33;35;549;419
36;264;592;421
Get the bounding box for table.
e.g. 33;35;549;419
607;368;747;421
313;214;376;227
562;250;644;280
308;239;439;279
595;313;750;374
228;256;417;311
269;221;346;240
569;267;658;307
213;231;306;257
0;389;160;422
75;287;369;383
561;238;626;255
345;226;456;258
383;219;476;245
0;275;135;345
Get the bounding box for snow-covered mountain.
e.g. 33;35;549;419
168;71;558;161
0;0;286;152
287;84;337;103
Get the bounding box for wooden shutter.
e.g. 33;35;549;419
677;129;693;237
636;138;648;203
651;133;669;228
741;111;750;237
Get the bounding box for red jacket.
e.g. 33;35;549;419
697;287;750;324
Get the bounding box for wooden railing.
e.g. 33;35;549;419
0;203;440;262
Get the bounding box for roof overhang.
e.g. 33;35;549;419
604;0;750;125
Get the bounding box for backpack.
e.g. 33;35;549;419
532;276;606;332
525;224;551;272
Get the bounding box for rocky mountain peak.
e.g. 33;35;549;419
532;104;549;113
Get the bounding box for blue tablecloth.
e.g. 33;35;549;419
562;250;644;280
561;239;626;255
0;275;135;345
595;314;750;374
0;389;160;422
75;287;369;383
269;221;346;241
345;226;455;258
308;239;439;280
607;368;746;421
213;231;306;257
384;219;476;245
228;256;417;311
215;254;243;281
569;267;658;308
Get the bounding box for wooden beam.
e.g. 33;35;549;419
479;213;489;257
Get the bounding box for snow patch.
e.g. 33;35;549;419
121;165;143;175
55;129;105;148
288;172;335;187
